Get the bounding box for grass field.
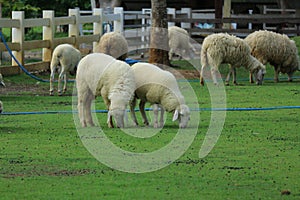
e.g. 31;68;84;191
0;61;299;199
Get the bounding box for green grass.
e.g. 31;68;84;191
0;63;300;199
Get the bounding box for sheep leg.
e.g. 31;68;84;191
78;92;87;127
200;65;206;86
225;66;232;86
153;104;159;128
139;100;149;126
159;105;165;128
58;70;65;96
274;66;280;82
102;97;114;128
49;70;55;96
249;72;254;83
129;97;139;126
287;72;293;82
232;67;238;85
211;67;218;85
84;92;95;127
63;73;68;93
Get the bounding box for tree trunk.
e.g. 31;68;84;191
148;0;170;68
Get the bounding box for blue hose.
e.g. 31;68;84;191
1;106;300;115
0;31;51;82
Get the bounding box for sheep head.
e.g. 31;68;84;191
107;109;125;128
250;57;266;85
172;104;190;128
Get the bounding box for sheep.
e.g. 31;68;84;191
244;30;300;83
76;53;135;128
49;44;81;96
168;26;196;60
93;32;128;61
199;33;266;86
130;62;190;128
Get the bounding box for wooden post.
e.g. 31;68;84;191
42;10;55;66
69;8;80;48
215;0;223;28
296;9;300;36
181;8;191;29
223;0;231;29
114;7;124;33
93;8;103;50
12;11;24;71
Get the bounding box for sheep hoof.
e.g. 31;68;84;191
200;81;204;86
49;91;54;96
225;82;230;86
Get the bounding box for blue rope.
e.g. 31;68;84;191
0;31;51;82
1;106;300;115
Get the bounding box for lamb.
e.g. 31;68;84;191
93;32;128;61
49;44;81;96
168;26;196;60
199;33;266;86
130;62;190;128
76;53;135;128
244;30;300;83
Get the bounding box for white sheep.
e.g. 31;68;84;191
130;62;190;128
244;30;300;82
168;26;196;60
49;44;81;96
76;53;135;128
93;32;128;61
199;33;266;86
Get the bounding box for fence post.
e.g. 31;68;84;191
142;8;151;49
93;8;104;50
181;8;191;29
69;8;80;48
223;0;231;29
12;11;24;71
42;10;55;66
114;7;124;33
167;8;176;27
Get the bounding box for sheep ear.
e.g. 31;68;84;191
172;109;179;121
107;111;111;124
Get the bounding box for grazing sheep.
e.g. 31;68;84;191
199;33;266;86
93;32;128;61
168;26;196;60
244;30;300;82
76;53;135;128
130;62;190;128
50;44;81;96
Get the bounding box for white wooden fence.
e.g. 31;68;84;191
0;8;124;75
